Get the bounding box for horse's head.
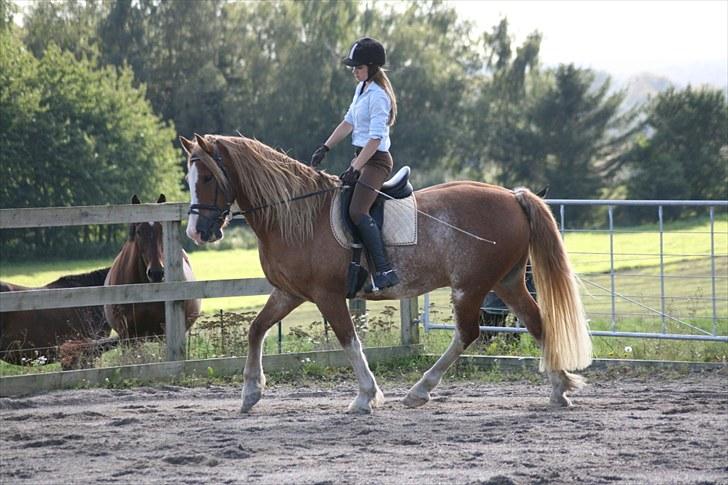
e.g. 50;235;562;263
180;134;234;245
129;194;166;283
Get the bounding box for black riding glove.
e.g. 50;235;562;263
340;167;360;186
309;143;329;167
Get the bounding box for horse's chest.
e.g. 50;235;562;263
258;254;308;295
113;302;164;332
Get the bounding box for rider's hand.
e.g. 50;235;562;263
339;167;360;186
309;144;329;167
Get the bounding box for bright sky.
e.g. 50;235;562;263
448;0;728;84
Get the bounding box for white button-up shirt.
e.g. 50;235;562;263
344;81;391;152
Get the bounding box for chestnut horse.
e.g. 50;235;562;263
104;195;201;340
181;134;592;413
0;268;111;365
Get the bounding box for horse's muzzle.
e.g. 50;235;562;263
198;225;223;243
147;268;164;283
189;204;228;244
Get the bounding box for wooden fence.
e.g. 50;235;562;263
0;202;420;363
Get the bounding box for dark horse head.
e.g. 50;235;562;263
128;194;166;282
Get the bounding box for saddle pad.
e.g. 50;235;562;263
330;192;418;248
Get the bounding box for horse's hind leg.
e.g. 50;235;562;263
404;288;483;408
316;298;383;414
493;274;584;407
241;289;303;413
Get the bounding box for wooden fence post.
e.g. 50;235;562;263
163;220;186;361
399;297;419;346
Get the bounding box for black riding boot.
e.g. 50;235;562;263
354;215;400;291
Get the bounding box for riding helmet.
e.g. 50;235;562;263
342;37;386;67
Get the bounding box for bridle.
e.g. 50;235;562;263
188;144;235;240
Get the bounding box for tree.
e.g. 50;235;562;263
623;87;727;208
525;64;632;199
21;0;106;60
0;0;18;31
0;33;183;258
97;0;226;138
458;18;543;183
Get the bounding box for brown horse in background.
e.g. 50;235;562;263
104;194;201;340
0;268;111;365
181;134;592;413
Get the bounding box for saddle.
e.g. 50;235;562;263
336;166;415;297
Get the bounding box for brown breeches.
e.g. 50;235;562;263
348;150;393;225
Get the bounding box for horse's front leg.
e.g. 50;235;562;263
241;289;303;413
316;298;384;414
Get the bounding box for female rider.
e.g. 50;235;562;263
309;37;399;291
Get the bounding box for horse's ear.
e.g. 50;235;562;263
157;194;166;203
194;133;214;155
180;136;195;155
535;186;550;198
131;194;140;204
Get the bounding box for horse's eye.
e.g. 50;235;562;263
202;175;214;183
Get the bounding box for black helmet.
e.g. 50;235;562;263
342;37;386;67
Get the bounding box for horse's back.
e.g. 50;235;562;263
414;181;530;238
48;267;110;289
358;180;533;300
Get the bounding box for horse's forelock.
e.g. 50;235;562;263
190;139;233;199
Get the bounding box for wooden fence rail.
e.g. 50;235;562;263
0;202;420;363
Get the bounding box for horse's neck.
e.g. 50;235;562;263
245;195;332;251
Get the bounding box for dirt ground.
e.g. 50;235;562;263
1;368;727;485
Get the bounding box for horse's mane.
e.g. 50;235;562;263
48;267;111;288
209;135;340;244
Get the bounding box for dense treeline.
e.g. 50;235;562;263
0;0;726;259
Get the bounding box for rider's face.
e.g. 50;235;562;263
352;64;368;82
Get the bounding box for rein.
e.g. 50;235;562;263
231;187;340;218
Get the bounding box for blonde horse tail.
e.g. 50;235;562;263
514;188;593;372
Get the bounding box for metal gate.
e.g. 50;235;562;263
422;199;728;342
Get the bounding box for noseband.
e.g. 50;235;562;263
188;144;235;238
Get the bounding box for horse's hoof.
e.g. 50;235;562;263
240;401;257;414
346;401;373;414
550;393;573;408
402;391;430;408
240;391;262;413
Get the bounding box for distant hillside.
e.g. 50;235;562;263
621;73;674;109
591;71;672;112
591;61;727;112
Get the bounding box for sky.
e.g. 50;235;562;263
448;0;727;86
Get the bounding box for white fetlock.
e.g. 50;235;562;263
372;388;385;408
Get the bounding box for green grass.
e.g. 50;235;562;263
564;216;727;274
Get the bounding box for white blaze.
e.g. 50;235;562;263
186;164;202;244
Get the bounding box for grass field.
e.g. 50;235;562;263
1;216;726;374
